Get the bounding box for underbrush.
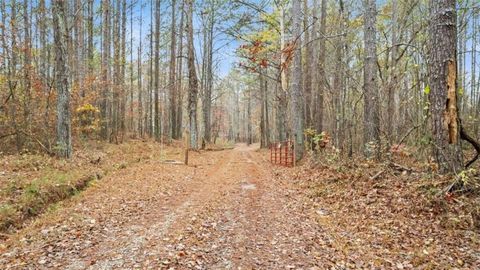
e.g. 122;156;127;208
0;171;99;233
277;148;480;268
0;139;185;235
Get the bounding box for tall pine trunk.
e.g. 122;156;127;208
154;0;161;141
428;0;463;173
101;0;110;140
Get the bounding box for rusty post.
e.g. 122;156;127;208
270;143;272;163
279;142;282;166
276;143;279;165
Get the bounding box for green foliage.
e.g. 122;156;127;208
304;129;329;152
455;169;479;193
1;170;87;227
423;85;430;95
0;204;17;231
19;172;72;215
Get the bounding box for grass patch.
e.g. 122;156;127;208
0;170;97;232
0;204;18;232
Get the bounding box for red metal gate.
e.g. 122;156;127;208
270;140;295;167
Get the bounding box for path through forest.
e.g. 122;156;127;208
1;144;327;269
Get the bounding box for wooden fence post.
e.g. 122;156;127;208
184;131;190;165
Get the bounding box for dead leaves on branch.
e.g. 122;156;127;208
237;39;296;74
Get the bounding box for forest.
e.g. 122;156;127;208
0;0;479;268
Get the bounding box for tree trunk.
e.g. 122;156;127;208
278;4;287;141
472;12;480;137
387;0;399;143
186;0;198;149
147;0;154;137
260;73;266;148
75;0;85;96
120;0;127;139
264;76;270;146
101;0;110;140
247;89;252;145
202;6;214;145
154;0;161;141
333;0;346;150
428;0;463;173
129;1;134;134
23;0;32;132
87;0;94;75
111;0;121;143
291;0;305;160
363;0;380;159
138;6;144;137
315;0;327;134
53;0;72;158
169;0;178;139
176;0;186;139
303;0;312;128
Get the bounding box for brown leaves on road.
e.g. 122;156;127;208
0;143;479;269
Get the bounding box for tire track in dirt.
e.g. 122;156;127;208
76;149;240;269
1;144;321;269
162;145;321;269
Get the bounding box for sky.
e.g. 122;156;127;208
127;0;241;78
1;0;477;87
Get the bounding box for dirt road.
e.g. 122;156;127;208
1;144;324;269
